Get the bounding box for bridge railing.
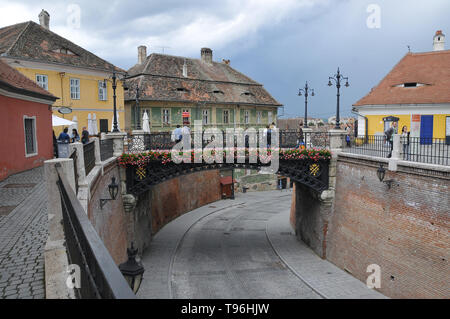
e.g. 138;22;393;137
55;166;136;299
126;130;331;152
342;135;450;165
342;135;390;158
403;136;449;166
83;141;96;175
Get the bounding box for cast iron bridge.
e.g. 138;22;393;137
124;158;330;196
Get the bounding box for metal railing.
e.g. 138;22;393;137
100;138;114;161
55;166;136;299
342;135;391;158
83;141;96;176
126;130;331;152
402;137;449;166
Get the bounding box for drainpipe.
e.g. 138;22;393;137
351;107;368;144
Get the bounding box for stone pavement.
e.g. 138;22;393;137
0;167;48;299
266;208;387;299
138;189;386;299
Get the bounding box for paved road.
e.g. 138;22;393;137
0;167;47;299
138;190;386;299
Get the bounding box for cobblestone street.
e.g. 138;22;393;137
0;167;47;299
138;190;386;299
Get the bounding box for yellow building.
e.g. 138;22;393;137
353;31;450;142
0;10;125;136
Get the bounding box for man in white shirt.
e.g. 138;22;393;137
172;125;182;143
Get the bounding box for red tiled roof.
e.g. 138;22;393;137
0;21;124;73
354;50;450;106
0;58;56;101
125;53;282;107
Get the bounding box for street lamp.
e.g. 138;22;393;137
135;85;141;130
298;81;315;128
105;71;128;133
99;176;119;209
119;242;145;294
328;67;349;129
376;163;396;189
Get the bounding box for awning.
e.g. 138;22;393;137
52;114;75;126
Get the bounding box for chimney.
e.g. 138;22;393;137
38;9;50;30
201;48;213;63
138;45;147;64
433;30;445;51
182;59;187;77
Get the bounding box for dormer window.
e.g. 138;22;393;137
212;90;224;94
394;82;428;88
241;91;254;96
176;87;189;93
53;48;76;55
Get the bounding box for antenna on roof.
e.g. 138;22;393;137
155;46;171;54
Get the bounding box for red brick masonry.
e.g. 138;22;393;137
328;158;449;298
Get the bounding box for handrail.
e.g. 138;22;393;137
56;165;136;299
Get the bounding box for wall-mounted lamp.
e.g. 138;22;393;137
99;176;119;209
119;242;145;294
376;164;396;189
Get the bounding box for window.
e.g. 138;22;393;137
244;110;249;124
257;111;262;124
223;110;229;124
202;109;209;125
268;111;273;124
182;109;190;125
98;81;107;101
36;74;48;90
24;116;37;156
70;78;80;99
162;109;170;124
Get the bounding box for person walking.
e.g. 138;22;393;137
81;127;89;144
401;125;410;160
71;128;80;143
385;122;397;158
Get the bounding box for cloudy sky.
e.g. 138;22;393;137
1;0;449;119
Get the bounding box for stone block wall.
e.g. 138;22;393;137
149;170;222;234
87;161;128;265
327;156;449;298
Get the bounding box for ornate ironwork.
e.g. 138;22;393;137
127;135;146;153
125;158;329;196
100;138;114;161
83;141;96;176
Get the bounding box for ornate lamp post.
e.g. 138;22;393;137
298;81;315;128
328;68;349;129
111;72;119;132
135;85;141;130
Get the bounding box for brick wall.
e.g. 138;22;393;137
149;170;222;234
327;157;449;298
88;161;128;265
87;165;222;264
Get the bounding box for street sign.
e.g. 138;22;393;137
58;107;72;114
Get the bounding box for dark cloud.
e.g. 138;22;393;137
1;0;449;119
